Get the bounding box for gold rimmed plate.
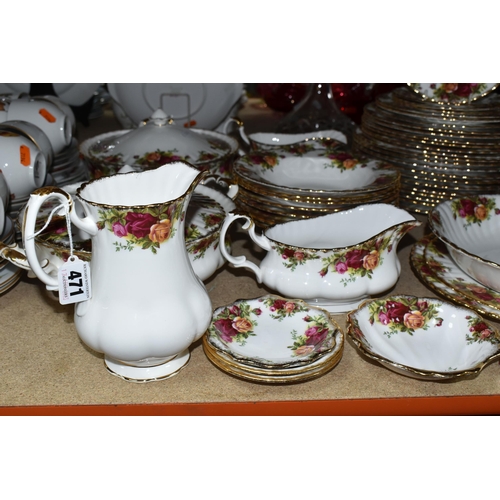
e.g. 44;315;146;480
205;295;343;370
408;83;499;106
410;235;500;321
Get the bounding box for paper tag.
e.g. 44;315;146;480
58;256;92;305
39;108;56;123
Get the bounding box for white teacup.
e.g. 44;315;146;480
0;131;47;199
5;96;72;154
0;119;54;168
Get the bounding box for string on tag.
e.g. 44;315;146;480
27;201;75;259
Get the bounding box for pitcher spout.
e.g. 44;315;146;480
76;161;208;208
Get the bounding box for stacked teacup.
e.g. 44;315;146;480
0;94;86;226
0;94;72;155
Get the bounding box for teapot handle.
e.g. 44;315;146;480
219;213;272;283
0;241;31;270
23;186;98;291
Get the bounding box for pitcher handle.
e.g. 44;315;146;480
219;213;272;283
23;186;98;291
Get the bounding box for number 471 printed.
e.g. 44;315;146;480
58;257;92;305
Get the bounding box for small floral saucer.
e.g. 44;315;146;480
408;83;498;105
205;294;342;369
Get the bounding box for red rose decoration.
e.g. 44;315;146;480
125;212;158;239
214;318;238;343
344;249;370;269
385;301;411;323
458;199;477;218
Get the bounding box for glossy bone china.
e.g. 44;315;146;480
428;194;500;292
220;204;421;313
22;162;213;382
237;147;399;191
206;294;341;369
347;294;500;380
79;109;239;179
3;95;72;154
0;130;47;199
235;123;348;151
0;179;235;284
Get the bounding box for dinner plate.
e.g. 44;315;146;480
107;83;244;130
408;83;498;105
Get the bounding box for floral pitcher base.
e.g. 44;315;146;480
105;349;191;383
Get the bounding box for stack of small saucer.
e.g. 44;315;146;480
353;84;500;213
202;295;344;384
0;216;23;294
232;146;400;229
51;138;89;186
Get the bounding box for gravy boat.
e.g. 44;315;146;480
220;204;421;313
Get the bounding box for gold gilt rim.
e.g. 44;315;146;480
75;162;208;210
236;179;400;207
422;236;500;315
204;321;344;372
346;317;500;380
233;162;401;198
203;334;344;376
407;83;499;106
354;134;500;164
236;187;400;217
409;237;500;321
203;338;343;384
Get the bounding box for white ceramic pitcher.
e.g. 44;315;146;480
23;162;213;382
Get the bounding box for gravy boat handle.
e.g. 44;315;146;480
219;212;272;282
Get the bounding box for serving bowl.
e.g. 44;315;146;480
80;109;239;179
428;194;500;292
347;294;500;380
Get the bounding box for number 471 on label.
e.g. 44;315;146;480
58;257;92;305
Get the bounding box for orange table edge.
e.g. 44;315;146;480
1;395;499;416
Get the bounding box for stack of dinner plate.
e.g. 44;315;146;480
202;295;344;384
353;84;500;213
232;145;400;229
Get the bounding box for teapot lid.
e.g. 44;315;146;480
85;109;233;168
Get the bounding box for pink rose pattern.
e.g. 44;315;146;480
319;234;392;283
365;295;443;338
208;297;336;359
416;83;490;103
97;201;184;254
448;195;500;228
465;315;498;344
